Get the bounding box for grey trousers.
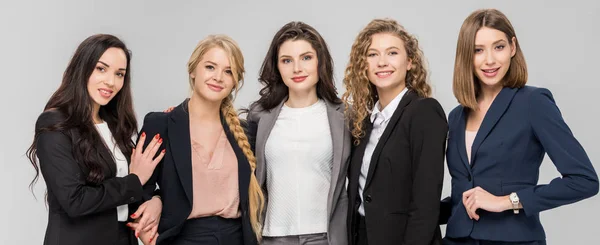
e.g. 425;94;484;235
262;233;328;245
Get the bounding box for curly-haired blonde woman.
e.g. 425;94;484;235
343;19;448;245
136;35;264;245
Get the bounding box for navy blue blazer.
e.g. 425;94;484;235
441;86;598;242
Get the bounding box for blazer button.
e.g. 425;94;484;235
129;197;135;202
365;195;372;203
467;174;472;181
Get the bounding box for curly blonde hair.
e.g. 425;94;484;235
187;35;265;241
342;18;431;145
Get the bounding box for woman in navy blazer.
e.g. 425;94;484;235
440;9;599;245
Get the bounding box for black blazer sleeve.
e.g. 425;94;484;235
245;111;258;153
404;98;448;244
36;111;144;218
438;108;459;225
137;112;169;201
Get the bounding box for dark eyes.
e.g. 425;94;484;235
475;45;506;53
97;66;125;78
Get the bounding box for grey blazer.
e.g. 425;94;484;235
247;99;351;245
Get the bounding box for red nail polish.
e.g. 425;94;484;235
149;237;153;243
141;132;146;137
161;149;166;154
131;214;136;218
154;134;160;139
158;138;163;144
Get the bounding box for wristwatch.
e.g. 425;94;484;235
509;192;520;214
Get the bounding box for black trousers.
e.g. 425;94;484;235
443;237;546;245
355;214;368;245
117;222;137;245
170;216;243;245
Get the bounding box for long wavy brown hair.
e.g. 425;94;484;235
26;34;137;188
253;21;341;111
186;35;265;241
342;18;431;145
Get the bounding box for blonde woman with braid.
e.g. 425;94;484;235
343;19;448;245
135;35;264;245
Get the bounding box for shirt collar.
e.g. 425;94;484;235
370;87;409;124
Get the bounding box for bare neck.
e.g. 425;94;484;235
188;95;221;123
286;87;319;108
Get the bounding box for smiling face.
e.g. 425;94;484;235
473;26;516;89
190;47;236;103
277;39;319;95
366;32;412;94
87;47;127;109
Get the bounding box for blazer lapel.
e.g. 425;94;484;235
454;106;471;170
364;91;417;190
97;144;117;177
348;118;371;199
470;87;518;167
255;100;285;187
325;100;345;219
168;100;194;205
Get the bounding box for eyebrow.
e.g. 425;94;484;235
368;46;401;52
475;39;507;46
98;61;127;71
279;51;316;59
205;60;230;69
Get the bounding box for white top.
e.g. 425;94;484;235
263;99;333;236
465;130;477;164
358;87;408;216
95;122;129;222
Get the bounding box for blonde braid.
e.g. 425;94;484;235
221;96;265;242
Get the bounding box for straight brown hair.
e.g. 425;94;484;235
453;9;528;110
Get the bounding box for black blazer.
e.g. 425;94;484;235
140;99;257;245
35;110;152;245
347;90;448;245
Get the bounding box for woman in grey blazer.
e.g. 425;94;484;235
246;21;350;245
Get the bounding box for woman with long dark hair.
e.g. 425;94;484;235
246;21;351;245
27;34;164;245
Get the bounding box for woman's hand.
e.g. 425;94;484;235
462;186;512;220
137;228;158;245
128;196;162;243
129;132;165;185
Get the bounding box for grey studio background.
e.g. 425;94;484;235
1;0;599;244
